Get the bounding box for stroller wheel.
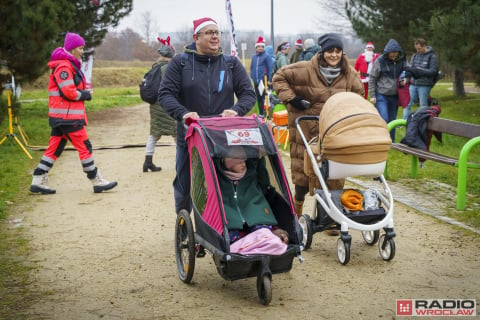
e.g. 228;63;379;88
378;234;396;261
175;209;196;283
257;274;272;305
362;230;380;245
298;214;313;250
337;238;351;265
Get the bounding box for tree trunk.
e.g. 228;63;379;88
453;69;466;97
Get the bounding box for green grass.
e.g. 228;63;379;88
0;86;143;318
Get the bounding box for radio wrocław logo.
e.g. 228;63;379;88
396;299;476;317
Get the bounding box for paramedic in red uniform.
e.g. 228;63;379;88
30;32;117;194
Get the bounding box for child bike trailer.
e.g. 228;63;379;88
174;115;303;305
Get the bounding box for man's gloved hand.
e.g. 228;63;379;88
289;96;311;110
405;67;420;79
80;90;92;101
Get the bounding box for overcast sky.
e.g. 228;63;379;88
113;0;324;36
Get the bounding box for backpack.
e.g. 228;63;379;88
272;56;279;75
139;63;163;104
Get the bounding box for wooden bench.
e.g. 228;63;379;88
386;117;480;210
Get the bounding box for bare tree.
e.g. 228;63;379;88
137;11;159;44
314;0;355;36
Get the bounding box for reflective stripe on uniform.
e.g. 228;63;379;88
48;108;85;115
57;79;75;88
48;90;82;101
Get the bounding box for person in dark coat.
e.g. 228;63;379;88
369;38;407;141
158;17;255;214
402;38;439;120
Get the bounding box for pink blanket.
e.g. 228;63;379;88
230;228;287;255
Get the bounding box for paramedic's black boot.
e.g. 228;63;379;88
90;171;118;193
143;155;161;172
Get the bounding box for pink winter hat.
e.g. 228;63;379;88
64;32;85;51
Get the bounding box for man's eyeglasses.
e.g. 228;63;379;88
197;30;222;37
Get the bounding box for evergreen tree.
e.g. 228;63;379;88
0;0;74;84
345;0;480;95
70;0;133;48
0;0;132;86
345;0;458;55
429;0;480;92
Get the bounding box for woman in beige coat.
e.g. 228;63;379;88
272;33;364;232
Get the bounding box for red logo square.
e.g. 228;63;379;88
397;300;413;316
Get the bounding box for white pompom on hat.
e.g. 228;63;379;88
193;17;218;35
255;36;265;47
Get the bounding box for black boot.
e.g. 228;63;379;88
143;155;161;172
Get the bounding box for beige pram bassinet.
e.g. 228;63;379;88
297;92;396;265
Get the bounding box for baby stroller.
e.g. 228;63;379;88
296;92;396;265
174;115;303;305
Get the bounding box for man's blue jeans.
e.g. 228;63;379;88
375;94;399;141
403;85;431;119
174;123;192;214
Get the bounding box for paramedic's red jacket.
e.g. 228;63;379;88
47;47;91;128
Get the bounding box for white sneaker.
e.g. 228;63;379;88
30;173;56;194
90;171;118;193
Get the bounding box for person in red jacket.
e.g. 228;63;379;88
30;32;117;194
354;42;379;99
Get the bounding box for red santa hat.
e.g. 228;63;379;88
366;42;375;49
295;38;303;46
193;17;218;35
255;36;265;47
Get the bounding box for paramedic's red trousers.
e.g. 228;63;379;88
34;126;97;179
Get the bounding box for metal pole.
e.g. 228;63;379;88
270;0;274;48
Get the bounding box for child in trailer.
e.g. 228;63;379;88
216;146;289;251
